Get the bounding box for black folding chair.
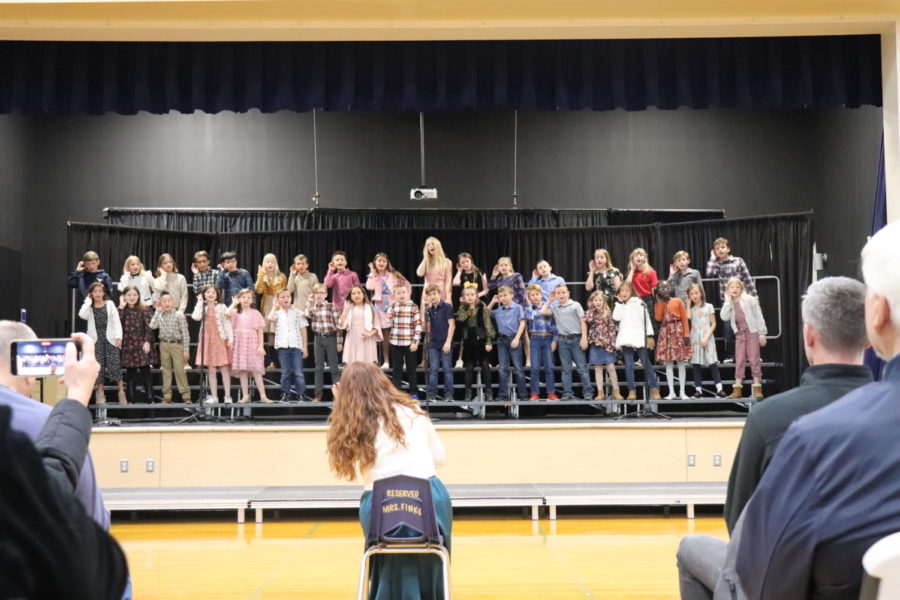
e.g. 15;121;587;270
356;474;451;600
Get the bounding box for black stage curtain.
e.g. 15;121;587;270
1;37;880;115
103;208;724;233
69;211;811;389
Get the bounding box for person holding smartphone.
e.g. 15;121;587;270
1;329;129;598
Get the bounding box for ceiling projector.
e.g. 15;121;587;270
410;187;438;200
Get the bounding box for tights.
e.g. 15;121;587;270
124;366;154;403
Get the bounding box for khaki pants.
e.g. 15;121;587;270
160;341;190;399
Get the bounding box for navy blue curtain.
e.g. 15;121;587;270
865;135;887;380
0;36;881;115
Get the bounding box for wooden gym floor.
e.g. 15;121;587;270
113;512;728;599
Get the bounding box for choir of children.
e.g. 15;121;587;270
67;239;765;407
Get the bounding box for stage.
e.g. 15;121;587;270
91;418;742;520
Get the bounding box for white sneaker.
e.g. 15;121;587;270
223;396;233;404
203;395;218;405
381;362;390;370
455;359;463;369
665;393;676;400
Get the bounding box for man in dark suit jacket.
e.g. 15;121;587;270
676;276;871;600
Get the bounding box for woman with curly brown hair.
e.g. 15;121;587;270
326;362;451;600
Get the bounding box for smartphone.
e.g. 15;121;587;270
10;338;81;377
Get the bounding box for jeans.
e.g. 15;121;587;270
557;336;593;397
427;346;454;397
622;346;659;390
529;335;556;395
390;344;418;395
313;334;340;397
277;347;305;396
496;336;527;398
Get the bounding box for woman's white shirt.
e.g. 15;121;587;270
362;404;445;491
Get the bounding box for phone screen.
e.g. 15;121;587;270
11;339;77;377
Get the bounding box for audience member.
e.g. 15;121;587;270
736;223;900;598
675;276;871;599
0;332;128;599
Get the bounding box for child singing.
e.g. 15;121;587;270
366;252;410;369
720;278;767;399
150;292;191;404
225;289;273;404
191;284;233;404
255;253;287;369
525;283;558;401
339;285;380;365
268;289;309;402
585;291;622;405
686;284;726;398
386;284;423;398
653;281;692;400
613;282;661;402
118;286;155;403
304;283;343;402
457;285;495;403
80;282;124;405
424;284;455;402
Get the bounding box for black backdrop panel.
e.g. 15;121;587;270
103;208;724;233
0;246;23;322
69;211;811;389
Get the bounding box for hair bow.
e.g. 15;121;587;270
463;282;479;289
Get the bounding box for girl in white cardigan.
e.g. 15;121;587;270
118;255;155;306
612;282;661;401
79;281;125;404
720;277;767;399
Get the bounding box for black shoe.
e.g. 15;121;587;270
692;390;703;399
426;393;436;402
716;389;728;398
279;393;290;402
496;395;509;402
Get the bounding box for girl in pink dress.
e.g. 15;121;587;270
225;289;273;404
339;285;381;364
191;284;233;404
365;252;411;368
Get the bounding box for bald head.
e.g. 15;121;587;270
0;320;37;370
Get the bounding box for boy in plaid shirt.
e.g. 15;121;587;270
706;237;757;362
386;284;422;398
303;283;342;401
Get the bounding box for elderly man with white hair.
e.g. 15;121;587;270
735;220;900;599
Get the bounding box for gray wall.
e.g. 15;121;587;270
0;106;881;334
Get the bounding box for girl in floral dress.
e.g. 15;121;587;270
585;291;622;403
653;281;692;400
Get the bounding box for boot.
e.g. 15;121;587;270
650;388;661;401
729;384;743;399
751;383;764;399
612;388;624;401
626;390;637;400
